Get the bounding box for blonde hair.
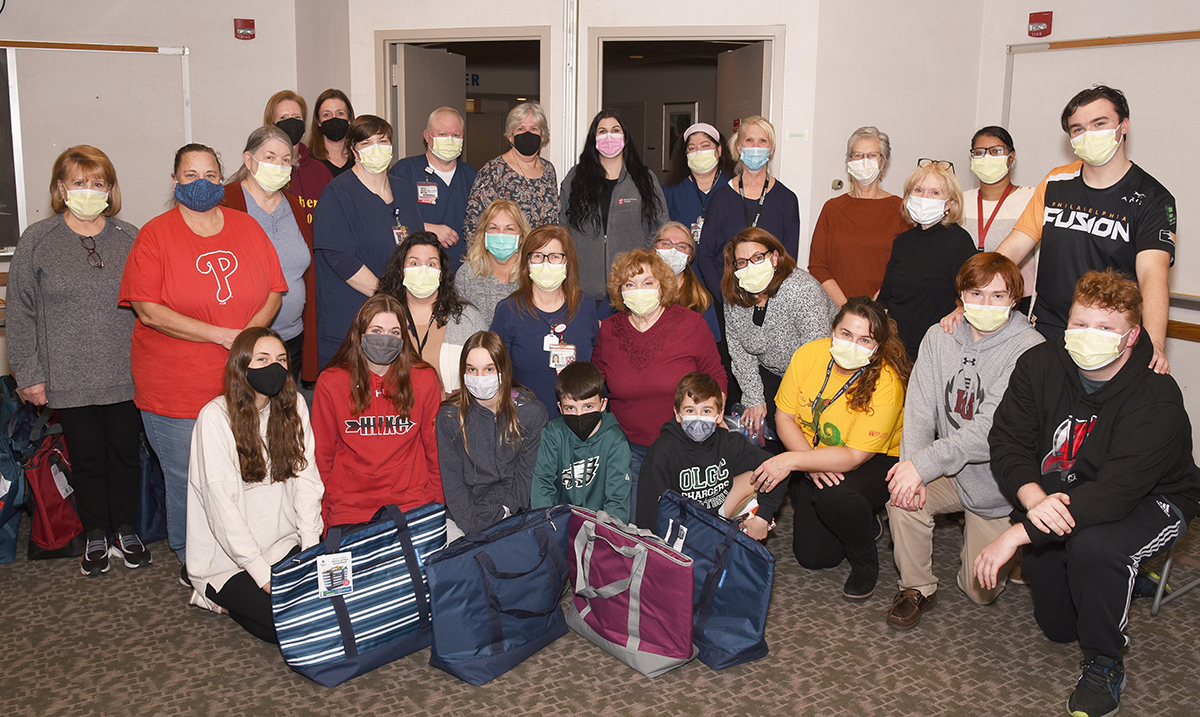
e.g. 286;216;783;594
49;145;122;217
262;90;307;128
730;115;776;171
464;199;531;281
607;249;680;312
901;163;964;226
505;102;550;148
652;222;710;314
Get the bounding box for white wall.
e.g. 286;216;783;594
295;0;351;111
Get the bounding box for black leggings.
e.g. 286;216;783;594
56;401;142;534
789;453;895;570
205;546;300;644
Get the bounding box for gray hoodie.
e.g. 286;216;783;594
900;313;1043;519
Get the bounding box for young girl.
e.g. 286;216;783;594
437;331;548;534
185;327;324;643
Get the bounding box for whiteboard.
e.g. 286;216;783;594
1005;38;1199;296
12;47;188;232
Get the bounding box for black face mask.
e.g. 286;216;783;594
512;131;542;157
320;117;350;142
275;117;306;146
246;363;288;397
562;411;603;442
361;334;404;365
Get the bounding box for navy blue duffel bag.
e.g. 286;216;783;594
426;504;572;685
655;490;775;670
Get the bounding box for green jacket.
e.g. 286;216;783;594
531;412;632;522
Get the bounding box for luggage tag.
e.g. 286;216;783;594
417;181;439;205
50;458;73;500
317;552;354;598
665;519;688;551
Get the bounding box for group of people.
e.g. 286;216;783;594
7;82;1196;717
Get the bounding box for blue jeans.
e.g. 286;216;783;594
628;442;650;527
141;411;196;564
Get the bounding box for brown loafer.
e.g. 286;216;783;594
885;588;936;630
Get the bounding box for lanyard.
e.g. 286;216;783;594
408;313;435;356
976;183;1016;250
690;172;720;221
393;207;402;227
738;172;768;228
809;359;865;448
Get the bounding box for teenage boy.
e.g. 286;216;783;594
977;269;1200;717
637;372;783;537
531;362;632;521
884;253;1043;630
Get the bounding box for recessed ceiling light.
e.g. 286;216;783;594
629;55;643;59
516;97;527;101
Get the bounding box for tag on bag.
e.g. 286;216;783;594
317;552;354;598
665;519;687;551
50;460;73;500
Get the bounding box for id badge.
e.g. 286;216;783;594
417;182;438;204
317;552;354;598
392;225;409;244
691;216;704;243
549;343;576;372
543;333;558;351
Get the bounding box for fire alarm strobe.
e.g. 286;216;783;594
1029;12;1052;38
234;19;256;41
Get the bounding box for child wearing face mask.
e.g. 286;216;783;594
530;362;632;521
635;372;781;537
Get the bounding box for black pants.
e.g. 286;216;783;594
1021;494;1183;662
284;332;304;383
758;365;784;454
207;572;279;644
789;453;896;570
56;401;142;534
713;302;742;407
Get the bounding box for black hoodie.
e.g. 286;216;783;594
989;331;1200;548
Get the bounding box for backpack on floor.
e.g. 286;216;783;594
25;433;85;559
136;436;168;545
0;378;28;564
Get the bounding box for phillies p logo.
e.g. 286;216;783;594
196;251;239;305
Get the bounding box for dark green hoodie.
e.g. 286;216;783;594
531;411;632;522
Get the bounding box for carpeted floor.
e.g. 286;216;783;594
2;510;1197;717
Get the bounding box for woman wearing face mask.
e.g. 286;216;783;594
721;227;835;445
221;126;312;383
305;88;355;177
808;126;910;308
263;90;332;228
312;115;425;369
375;232;486;394
311;294;443;529
753;297;910;601
878;159;977;362
560;109;669;300
8;146;148;577
437;331;548;534
184;327;323;642
462;102;559;239
651;221;720;341
593;248;727;517
661;123;735;257
456;199;531;326
119;143;287;568
961;126;1036;315
489;224;599;416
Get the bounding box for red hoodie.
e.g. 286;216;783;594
312;364;443;527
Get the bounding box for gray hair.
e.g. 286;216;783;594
504;101;549;149
845;126;891;167
227;125;296;186
426;106;464;133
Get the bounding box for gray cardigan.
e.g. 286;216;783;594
559;166;669;299
7;213;139;408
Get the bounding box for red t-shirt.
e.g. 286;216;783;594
311;364;443;528
118;207;288;418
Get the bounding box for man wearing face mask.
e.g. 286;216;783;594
390;107;478;270
978;269;1200;717
994;85;1176;375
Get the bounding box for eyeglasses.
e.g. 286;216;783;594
654;239;693;255
733;251;769;270
79;235;103;269
528;251;566;265
917;158;954;170
850;151;881;161
969;145;1010;159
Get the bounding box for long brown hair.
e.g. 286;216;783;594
833;297;911;413
448;331;529;457
512;225;582;321
306;88;355;161
721;227;796;307
326;294;427;418
223;327;307;484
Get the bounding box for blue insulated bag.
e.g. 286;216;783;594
655;491;775;669
0;377;29;564
270;503;447;687
426;505;572;685
136;437;168;545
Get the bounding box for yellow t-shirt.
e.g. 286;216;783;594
775;338;904;457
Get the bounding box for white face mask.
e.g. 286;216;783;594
846;157;881;185
464;373;501;400
656;247;689;275
906;195;947;225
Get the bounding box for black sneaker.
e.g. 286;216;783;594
80;529;110;577
109;525;152;569
179;562;191;588
1068;657;1124;717
843;560;878;602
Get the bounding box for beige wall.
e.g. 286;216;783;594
295;0;352;113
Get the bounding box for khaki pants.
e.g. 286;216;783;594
887;476;1016;604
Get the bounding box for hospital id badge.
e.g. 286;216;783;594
417;182;438;204
392;225;409;244
549;343;576;372
691;216;704;243
317;552;354;598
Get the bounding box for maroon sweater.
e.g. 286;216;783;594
593;303;727;446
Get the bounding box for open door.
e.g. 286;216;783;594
390;45;467;157
715;42;769;135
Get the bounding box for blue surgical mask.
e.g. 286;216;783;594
484;232;520;262
682;415;717;442
740;147;770;171
174;179;225;213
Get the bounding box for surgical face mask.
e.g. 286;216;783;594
275;117;305;146
740;146;770;171
562;411;603;442
682;415;717;443
622;288;661;317
687;149;718;174
595;133;625;158
319;117;349;142
512;131;542;157
906;195;947;225
529;262;567;291
1064;327;1131;370
361;333;404;365
402;265;441;299
846;157;881;185
735;260;775;294
245;362;288;397
970;154;1010;184
252;158;292;193
962;299;1012;333
1071;128;1122;167
485;233;520;262
64;189;109;221
656;247;689;275
357;144;393;174
829;337;875;371
464;373;501;401
430;136;463;161
174;179;225;213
